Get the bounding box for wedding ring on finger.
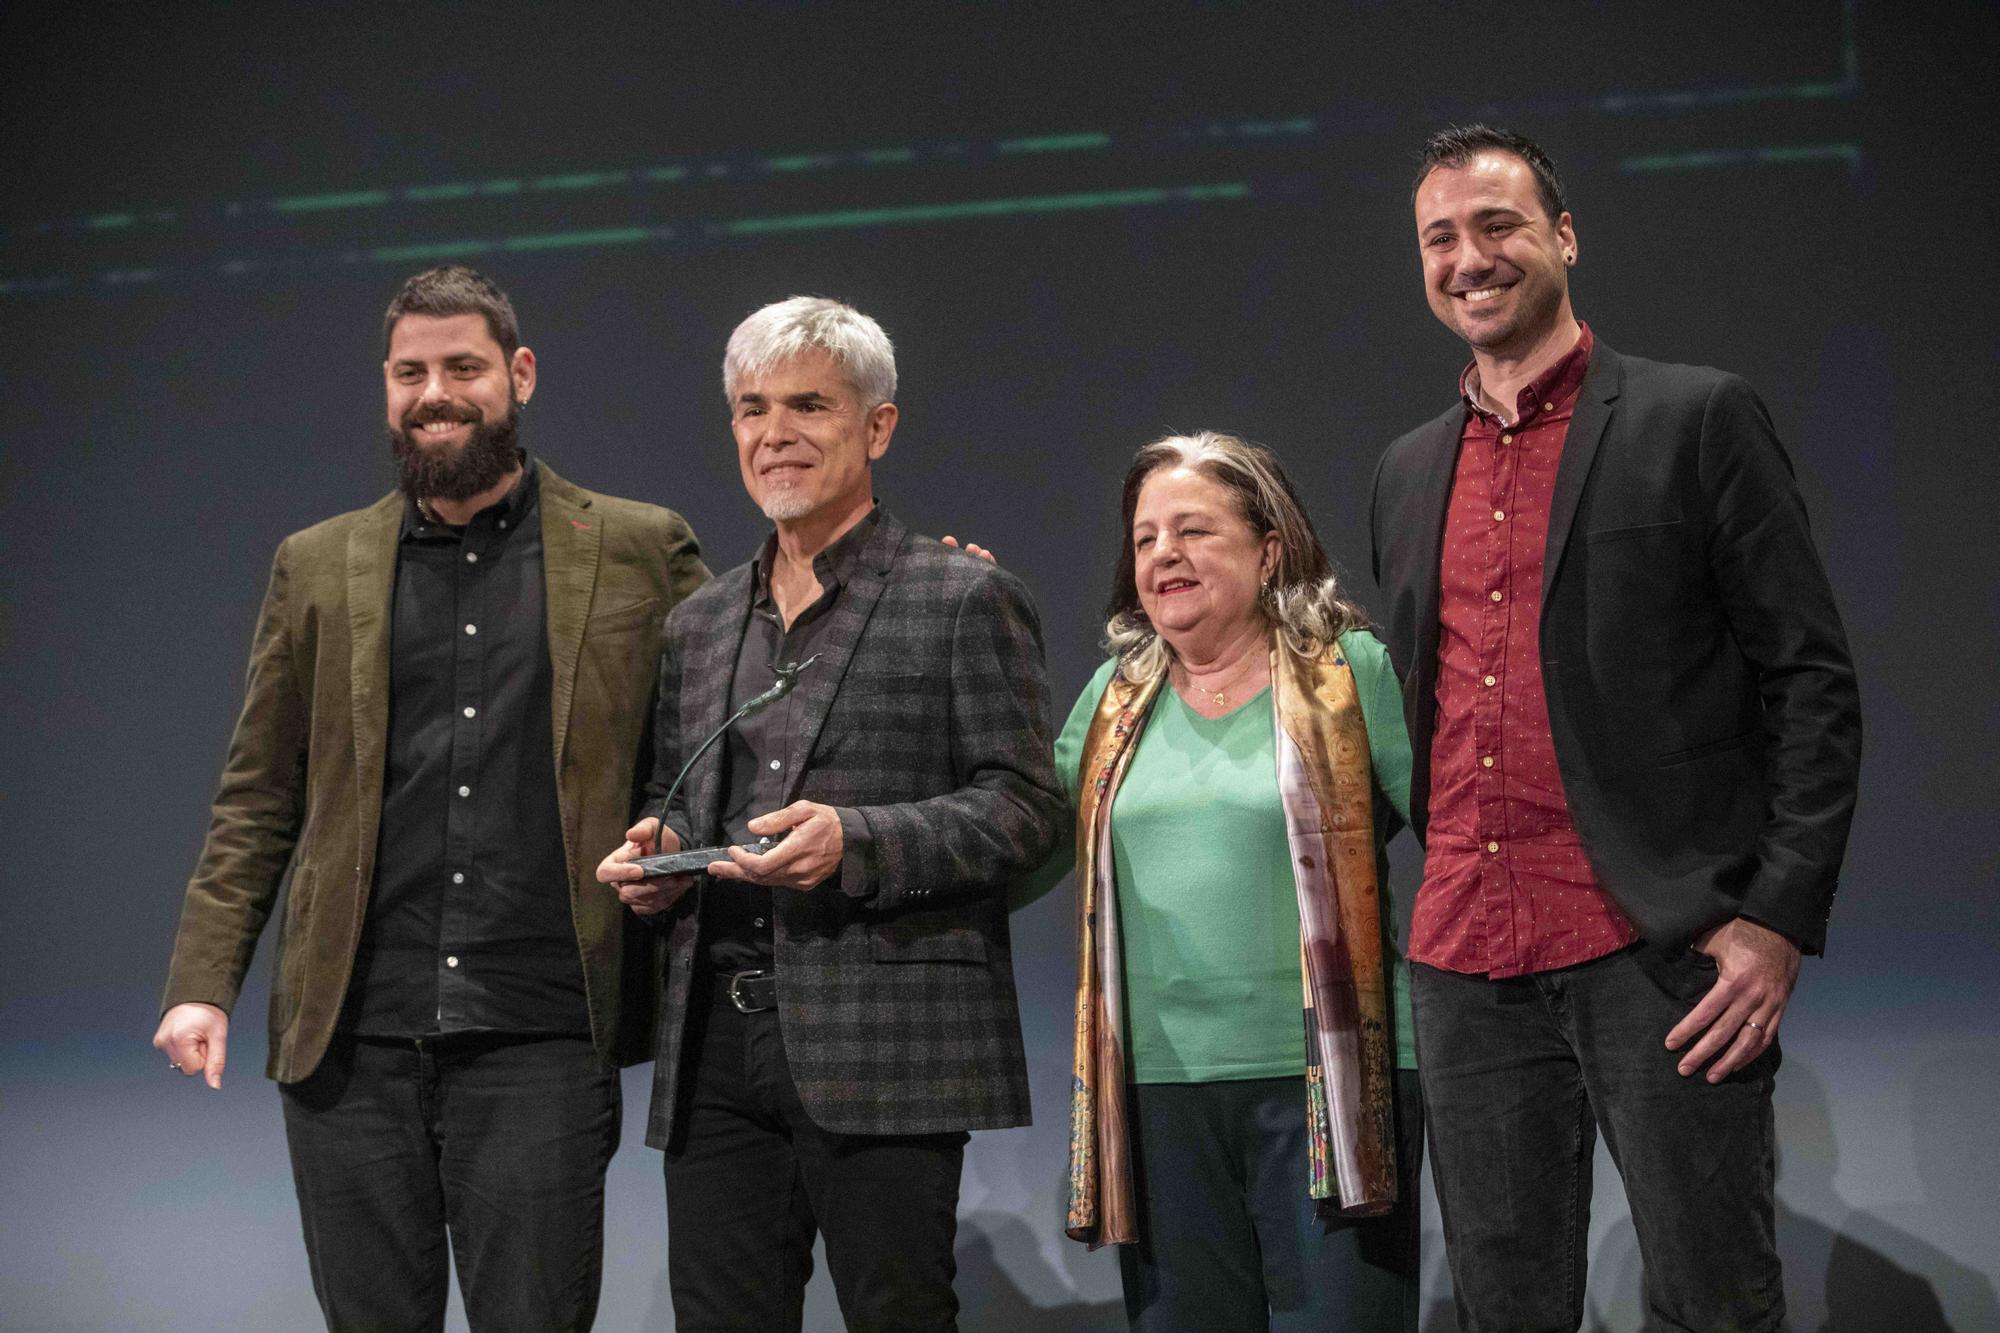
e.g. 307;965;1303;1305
1744;1019;1766;1033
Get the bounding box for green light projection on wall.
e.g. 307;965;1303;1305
721;184;1248;235
0;1;1867;302
1620;143;1861;175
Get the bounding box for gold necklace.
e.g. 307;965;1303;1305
1179;655;1262;710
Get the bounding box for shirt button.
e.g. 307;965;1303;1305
457;785;471;797
498;519;509;529
1482;755;1495;768
466;551;479;563
464;623;478;636
1483;674;1497;686
446;956;459;968
452;872;465;884
1486;841;1500;854
1493;509;1506;522
1501;433;1514;445
463;706;477;718
769;759;782;771
754;917;766;928
1544;401;1554;411
1490;590;1503;602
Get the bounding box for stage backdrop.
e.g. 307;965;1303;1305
3;2;1995;1328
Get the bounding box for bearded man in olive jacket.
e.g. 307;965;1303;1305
153;266;709;1331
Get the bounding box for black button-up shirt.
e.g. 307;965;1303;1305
705;508;878;972
343;459;590;1037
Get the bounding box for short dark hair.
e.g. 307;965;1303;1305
382;265;521;360
1414;125;1567;223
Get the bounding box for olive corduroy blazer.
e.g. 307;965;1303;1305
161;464;709;1081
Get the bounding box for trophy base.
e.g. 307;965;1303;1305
633;831;789;877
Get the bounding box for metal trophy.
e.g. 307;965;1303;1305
631;654;820;877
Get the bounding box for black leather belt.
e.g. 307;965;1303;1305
716;968;778;1014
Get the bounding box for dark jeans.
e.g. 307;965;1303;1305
1412;947;1783;1332
662;979;968;1332
279;1031;620;1333
1119;1071;1424;1332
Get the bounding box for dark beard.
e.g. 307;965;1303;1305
389;401;523;504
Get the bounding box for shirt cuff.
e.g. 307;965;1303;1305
835;807;876;900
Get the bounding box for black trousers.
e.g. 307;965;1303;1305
1119;1071;1424;1332
1413;947;1783;1332
279;1032;620;1333
662;978;968;1332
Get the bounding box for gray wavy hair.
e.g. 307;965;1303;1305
722;295;897;409
1104;431;1367;683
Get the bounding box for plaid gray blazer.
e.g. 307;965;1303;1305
642;509;1064;1145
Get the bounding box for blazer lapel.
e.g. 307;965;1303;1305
684;566;755;844
539;467;601;776
1409;408;1467;694
779;513;906;801
1542;344;1624;603
346;494;402;873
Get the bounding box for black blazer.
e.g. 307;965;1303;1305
641;510;1065;1147
1370;342;1860;956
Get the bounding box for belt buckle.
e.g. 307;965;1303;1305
727;969;775;1014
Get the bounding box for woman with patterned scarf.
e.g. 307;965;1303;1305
1047;432;1422;1330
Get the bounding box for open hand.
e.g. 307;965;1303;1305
708;802;845;891
940;535;996;563
1664;917;1800;1082
596;817;695;916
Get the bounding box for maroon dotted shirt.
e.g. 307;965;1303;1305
1409;323;1641;978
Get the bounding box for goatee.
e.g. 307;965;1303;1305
390;401;523;505
759;488;816;521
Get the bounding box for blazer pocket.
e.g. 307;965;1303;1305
840;669;929;694
870;922;989;964
823;671;937;739
1657;730;1758;767
1586;519;1683;545
586;596;661;636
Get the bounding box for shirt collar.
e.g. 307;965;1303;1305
752;503;881;605
1459;322;1595;427
401;453;538;539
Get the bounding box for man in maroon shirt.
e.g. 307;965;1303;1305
1370;127;1860;1330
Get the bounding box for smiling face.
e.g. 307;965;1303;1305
1416;150;1576;361
383;312;535;501
731;347;896;528
1131;465;1279;653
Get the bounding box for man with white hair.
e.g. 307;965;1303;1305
598;296;1065;1330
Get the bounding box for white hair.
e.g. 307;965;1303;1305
722;295;897;408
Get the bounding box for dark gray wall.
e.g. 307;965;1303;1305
4;2;1995;1327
